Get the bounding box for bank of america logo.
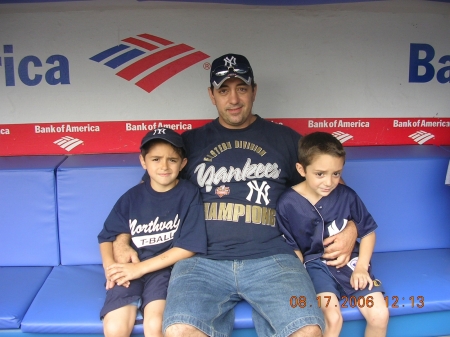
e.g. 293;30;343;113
54;136;84;151
409;130;435;144
332;131;353;144
90;34;209;93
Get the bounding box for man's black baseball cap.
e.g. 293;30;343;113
210;53;254;89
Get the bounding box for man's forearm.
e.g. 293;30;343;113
113;233;138;263
114;233;131;245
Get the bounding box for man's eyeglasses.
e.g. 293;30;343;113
212;64;252;77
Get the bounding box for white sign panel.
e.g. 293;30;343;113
0;0;449;155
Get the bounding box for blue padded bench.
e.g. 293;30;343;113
2;145;450;337
20;154;145;334
0;156;65;332
338;145;450;337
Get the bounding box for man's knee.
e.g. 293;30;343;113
165;323;206;337
290;324;322;337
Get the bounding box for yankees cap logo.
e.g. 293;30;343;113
223;56;237;67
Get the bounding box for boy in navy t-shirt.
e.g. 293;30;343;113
98;128;207;337
276;132;389;337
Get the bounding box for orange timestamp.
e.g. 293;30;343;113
290;295;425;309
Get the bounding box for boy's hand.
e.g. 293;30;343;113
107;262;143;286
106;278;130;289
350;266;373;291
103;262;130;289
105;279;115;290
102;260;116;290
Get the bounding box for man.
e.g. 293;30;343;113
114;53;357;337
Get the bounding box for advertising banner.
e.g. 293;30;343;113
1;0;449;155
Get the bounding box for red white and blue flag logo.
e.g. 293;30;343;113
90;33;209;93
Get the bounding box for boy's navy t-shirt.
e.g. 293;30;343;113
181;116;302;260
98;179;207;261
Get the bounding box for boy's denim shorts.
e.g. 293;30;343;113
163;255;325;337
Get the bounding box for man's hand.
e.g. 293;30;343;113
322;220;357;268
107;262;143;286
111;233;139;288
113;233;140;263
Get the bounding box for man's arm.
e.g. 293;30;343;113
321;177;355;267
112;233;140;263
322;220;357;268
294;249;304;263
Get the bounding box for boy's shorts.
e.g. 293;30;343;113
163;255;325;337
100;267;171;321
305;259;385;299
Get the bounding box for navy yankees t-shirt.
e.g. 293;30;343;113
182;115;302;260
98;179;207;261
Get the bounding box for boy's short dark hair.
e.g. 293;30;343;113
140;139;186;159
297;132;346;168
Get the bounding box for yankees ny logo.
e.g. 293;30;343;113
224;56;237;68
327;219;348;236
246;181;270;205
153;128;167;135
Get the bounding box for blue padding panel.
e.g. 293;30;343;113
343;145;450;252
0;331;258;337
21;265;144;334
7;312;450;337
0;156;65;266
57;154;143;265
0;330;21;335
233;301;253;329
340;249;450;321
0;266;52;329
340;310;450;337
233;250;450;328
231;328;257;337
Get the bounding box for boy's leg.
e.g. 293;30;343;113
101;280;144;337
316;292;342;337
358;292;389;337
103;305;137;337
139;269;171;337
143;299;166;337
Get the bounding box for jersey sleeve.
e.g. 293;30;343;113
172;186;207;254
349;191;378;238
97;193;131;243
276;198;300;251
